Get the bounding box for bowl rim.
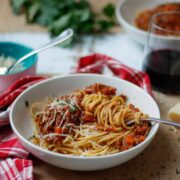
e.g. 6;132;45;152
10;73;160;160
0;41;38;77
116;0;180;41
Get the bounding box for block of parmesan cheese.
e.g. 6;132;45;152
168;103;180;123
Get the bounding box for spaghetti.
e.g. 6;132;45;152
30;83;151;156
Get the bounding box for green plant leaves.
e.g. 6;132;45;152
11;0;116;45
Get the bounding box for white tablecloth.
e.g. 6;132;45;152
0;32;144;74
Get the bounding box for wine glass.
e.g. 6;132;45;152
143;11;180;94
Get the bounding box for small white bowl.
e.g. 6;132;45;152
116;0;180;45
10;74;160;171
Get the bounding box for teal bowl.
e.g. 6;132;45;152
0;42;38;92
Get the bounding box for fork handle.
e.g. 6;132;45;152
143;117;180;128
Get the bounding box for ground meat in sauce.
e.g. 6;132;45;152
33;83;150;147
84;83;116;95
34;83;117;142
135;3;180;35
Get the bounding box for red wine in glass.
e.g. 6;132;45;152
143;12;180;93
143;49;180;93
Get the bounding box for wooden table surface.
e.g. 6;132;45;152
0;1;180;180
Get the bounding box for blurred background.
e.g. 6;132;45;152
0;0;143;76
0;0;118;33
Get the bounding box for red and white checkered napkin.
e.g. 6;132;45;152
0;76;45;180
0;53;152;180
76;53;152;95
0;126;32;180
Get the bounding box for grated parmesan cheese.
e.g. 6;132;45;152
168;103;180;123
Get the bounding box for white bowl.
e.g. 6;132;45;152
10;74;160;171
116;0;180;45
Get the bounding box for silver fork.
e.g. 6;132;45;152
127;117;180;127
